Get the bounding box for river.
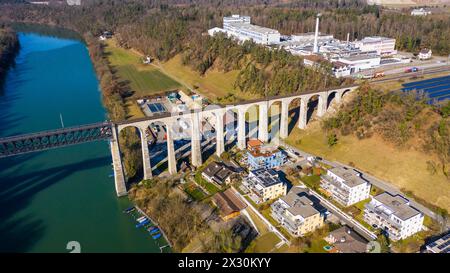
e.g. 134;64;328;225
0;32;160;253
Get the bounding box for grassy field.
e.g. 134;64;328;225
245;232;281;253
104;39;182;97
160;55;259;101
285;122;450;212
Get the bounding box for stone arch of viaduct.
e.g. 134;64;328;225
110;85;358;196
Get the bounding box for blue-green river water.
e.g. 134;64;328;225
0;32;159;253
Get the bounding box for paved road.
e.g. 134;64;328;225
301;186;377;241
370;65;450;84
280;140;448;228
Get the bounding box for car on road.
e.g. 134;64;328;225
405;67;419;73
374;72;385;78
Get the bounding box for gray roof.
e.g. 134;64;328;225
340;54;380;62
251;168;281;188
202;162;233;184
228;22;280;34
328;226;368;253
374;192;421;221
280;187;320;218
328;166;368;187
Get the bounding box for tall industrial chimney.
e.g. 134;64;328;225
313;13;321;53
346;33;350;44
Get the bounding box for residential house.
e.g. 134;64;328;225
364;192;424;241
320;166;371;207
324;226;369;253
202;161;235;186
212;188;247;221
246;139;287;170
271;187;325;237
243;168;287;204
424;233;450;253
418;48;432;60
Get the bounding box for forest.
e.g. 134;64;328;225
0;26;19;88
0;1;448;99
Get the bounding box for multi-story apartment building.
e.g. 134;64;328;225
320;167;371;207
353;36;397;56
364;192;424;241
243;168;287;204
424;233;450;253
246;139;287;170
271;187;325;237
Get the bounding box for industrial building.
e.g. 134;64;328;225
208;14;400;78
352;36;397;56
411;8;431;16
209;14;280;45
333;53;381;74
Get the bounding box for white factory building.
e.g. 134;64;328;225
208;15;280;45
208;14;401;78
334;54;381;74
353;36;397;56
411;8;431;16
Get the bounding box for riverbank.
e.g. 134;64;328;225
0;32;160;252
135;205;172;252
0;27;20;87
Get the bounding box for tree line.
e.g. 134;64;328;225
0;26;19;88
1;1;449;57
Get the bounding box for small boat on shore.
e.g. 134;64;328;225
149;228;160;235
147;226;158;232
123;207;135;213
137;216;147;222
135;219;150;228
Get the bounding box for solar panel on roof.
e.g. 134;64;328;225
428;242;437;248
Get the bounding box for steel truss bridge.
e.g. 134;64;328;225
0;122;113;158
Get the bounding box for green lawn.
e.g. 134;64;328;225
300;174;322;190
117;65;181;96
104;39;182;97
194;170;220;195
245;232;281;253
184;182;207;201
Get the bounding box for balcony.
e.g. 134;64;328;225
364;204;403;230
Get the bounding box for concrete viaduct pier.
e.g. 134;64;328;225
112;85;358;196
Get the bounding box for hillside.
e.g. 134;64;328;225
286;85;450;212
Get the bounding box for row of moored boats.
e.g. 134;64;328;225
123;207;162;240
